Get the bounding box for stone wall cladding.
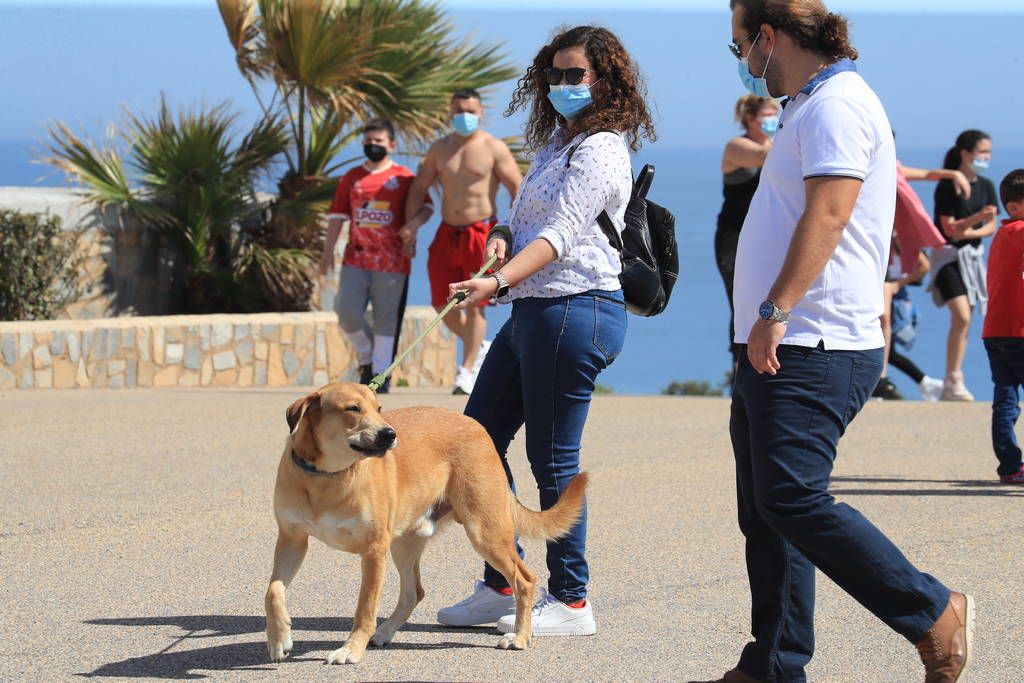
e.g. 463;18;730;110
0;309;455;390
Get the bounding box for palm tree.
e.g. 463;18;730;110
216;0;520;252
47;99;312;313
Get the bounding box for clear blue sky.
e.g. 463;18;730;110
1;3;1022;156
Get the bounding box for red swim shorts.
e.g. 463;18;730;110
427;216;497;307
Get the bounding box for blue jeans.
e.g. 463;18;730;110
984;338;1024;476
730;343;949;682
464;289;627;604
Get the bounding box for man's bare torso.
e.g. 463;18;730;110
432;132;502;226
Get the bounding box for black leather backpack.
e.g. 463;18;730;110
568;135;679;316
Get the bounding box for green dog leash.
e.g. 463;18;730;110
368;254;498;392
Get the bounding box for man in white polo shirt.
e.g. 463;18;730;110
701;2;973;683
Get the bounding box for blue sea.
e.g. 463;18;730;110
5;141;1018;399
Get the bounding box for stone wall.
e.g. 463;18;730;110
0;309;454;390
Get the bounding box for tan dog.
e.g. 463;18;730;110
265;382;588;665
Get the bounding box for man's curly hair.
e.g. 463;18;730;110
505;25;656;152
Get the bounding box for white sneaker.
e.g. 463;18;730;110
452;366;475;396
471;340;491;375
496;587;596;636
437;580;515;626
941;371;974;402
919;375;943;402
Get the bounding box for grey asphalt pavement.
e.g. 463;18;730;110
1;388;1020;681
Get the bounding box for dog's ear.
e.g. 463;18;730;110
286;392;322;433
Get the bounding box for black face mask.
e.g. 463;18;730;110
363;144;388;163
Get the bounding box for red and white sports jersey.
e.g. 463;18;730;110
328;163;429;274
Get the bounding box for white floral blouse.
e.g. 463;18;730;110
506;128;632;300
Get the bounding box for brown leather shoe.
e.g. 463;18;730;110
688;668;763;683
916;592;974;682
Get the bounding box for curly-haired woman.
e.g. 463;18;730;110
436;25;655;637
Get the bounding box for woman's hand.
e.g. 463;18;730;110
448;276;498;309
486;236;509;268
950;170;972;199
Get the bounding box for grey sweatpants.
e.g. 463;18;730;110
333;266;407;372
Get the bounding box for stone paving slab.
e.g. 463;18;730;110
0;388;1019;681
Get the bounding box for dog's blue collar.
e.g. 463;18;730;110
290;449;341;477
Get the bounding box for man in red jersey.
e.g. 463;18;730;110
320;119;433;393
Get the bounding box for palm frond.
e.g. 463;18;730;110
238;241;314;311
232;111;290;178
217;0;268;79
44;123;134;208
350;1;519;144
259;0;393;112
270;176;335;240
304;106;357;177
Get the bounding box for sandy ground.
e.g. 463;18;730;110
1;387;1019;681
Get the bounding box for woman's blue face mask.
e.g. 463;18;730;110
548;83;595;120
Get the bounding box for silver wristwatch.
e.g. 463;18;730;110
490;271;511;299
758;299;790;324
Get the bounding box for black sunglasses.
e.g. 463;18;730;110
728;32;759;60
544;67;595;86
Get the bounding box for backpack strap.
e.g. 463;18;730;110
597;211;623;253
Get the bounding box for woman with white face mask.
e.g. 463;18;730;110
716;95;780;367
438;24;654;638
929;129;1000;400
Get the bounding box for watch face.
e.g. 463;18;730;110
759;301;774;320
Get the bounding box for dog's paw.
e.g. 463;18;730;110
266;634;293;662
326;644;364;665
371;626;396;648
496;634;529;651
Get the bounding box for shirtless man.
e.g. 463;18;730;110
404;88;522;395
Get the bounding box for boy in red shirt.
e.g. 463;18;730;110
319;119;433;393
982;169;1024;483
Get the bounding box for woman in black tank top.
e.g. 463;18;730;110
715;95;778;362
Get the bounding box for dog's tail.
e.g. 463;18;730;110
510;472;589;541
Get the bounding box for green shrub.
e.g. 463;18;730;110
662;380;725;397
594;383;615;395
0;209;82;321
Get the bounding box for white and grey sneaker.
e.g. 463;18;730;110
941;371;974;402
452;366;475;396
919;375;943;402
496;587;596;636
437;580;515;626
